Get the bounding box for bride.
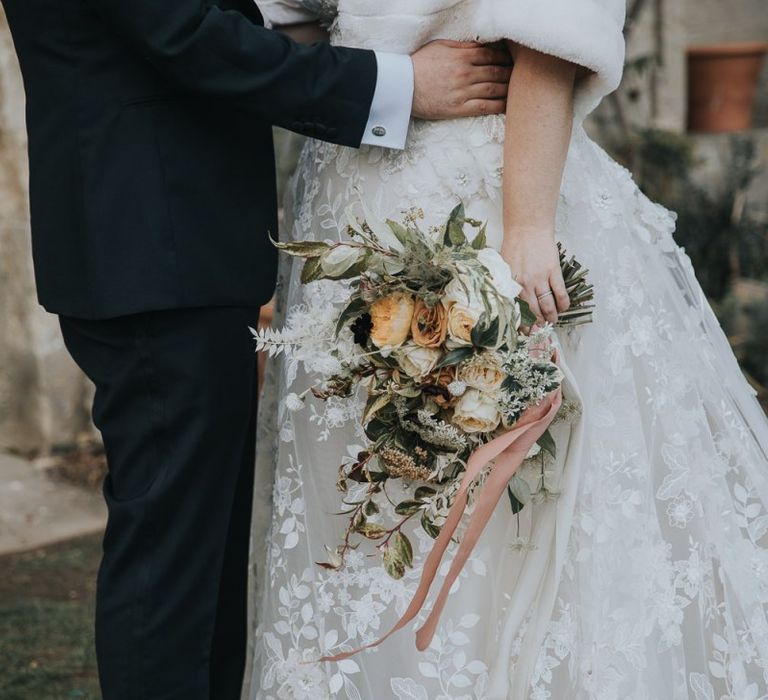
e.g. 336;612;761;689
249;1;768;698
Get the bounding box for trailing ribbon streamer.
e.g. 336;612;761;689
319;381;563;663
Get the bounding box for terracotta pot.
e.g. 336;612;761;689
687;42;768;133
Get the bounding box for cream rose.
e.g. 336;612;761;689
458;352;506;393
451;389;501;434
396;343;441;379
369;292;415;348
442;275;484;346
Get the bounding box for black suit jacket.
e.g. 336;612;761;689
2;0;378;318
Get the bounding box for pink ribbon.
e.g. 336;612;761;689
320;381;563;663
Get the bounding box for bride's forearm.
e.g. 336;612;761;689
502;45;577;239
501;44;577;323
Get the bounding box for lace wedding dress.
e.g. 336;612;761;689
248;2;768;698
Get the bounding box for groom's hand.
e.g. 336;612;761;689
411;41;513;120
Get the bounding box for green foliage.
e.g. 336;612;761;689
742;298;768;387
620;131;768;301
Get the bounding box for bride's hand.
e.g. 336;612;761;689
501;229;570;325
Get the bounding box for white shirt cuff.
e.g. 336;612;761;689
361;52;414;150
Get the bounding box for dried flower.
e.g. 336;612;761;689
379;447;434;482
350;313;372;346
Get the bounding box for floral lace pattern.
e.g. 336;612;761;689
247;107;768;698
246;7;768;698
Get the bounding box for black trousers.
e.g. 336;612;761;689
59;307;261;700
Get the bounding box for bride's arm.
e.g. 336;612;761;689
501;45;578;324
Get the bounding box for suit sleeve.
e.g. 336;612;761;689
476;0;626;121
84;0;378;146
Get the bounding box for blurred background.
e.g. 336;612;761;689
1;1;767;698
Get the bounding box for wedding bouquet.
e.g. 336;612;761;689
253;204;592;581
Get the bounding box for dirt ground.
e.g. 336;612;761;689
0;534;102;700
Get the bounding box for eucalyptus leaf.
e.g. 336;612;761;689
271;237;331;258
394;500;422;516
508;473;531;506
300;256;325;284
518;298;538;327
392;531;414;568
435;346;474;370
363;393;392;425
470;315;500;348
322;255;369;281
471;223;488;250
359;523;388;540
383;544;406;579
415;486;437;500
335;297;367;337
386;220;410;247
444;202;467;247
537;429;557;459
507;485;525;515
421;513;441;539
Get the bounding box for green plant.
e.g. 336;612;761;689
612;131;768;301
743;298;768;387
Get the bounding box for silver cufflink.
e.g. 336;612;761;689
372;125;387;137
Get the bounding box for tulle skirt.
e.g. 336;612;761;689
248;117;768;699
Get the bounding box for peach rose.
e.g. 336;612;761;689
458;352;505;393
411;297;448;348
445;304;480;346
369;292;415;348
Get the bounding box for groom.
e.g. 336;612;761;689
2;0;512;697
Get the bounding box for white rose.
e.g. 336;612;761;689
395;343;441;379
476;248;523;301
451;389;501;434
320;245;361;277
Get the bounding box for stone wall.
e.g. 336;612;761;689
0;7;94;455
